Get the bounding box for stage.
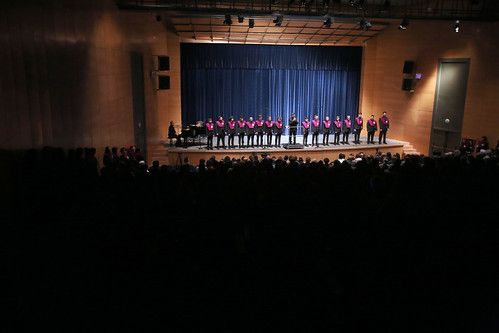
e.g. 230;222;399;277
166;135;406;165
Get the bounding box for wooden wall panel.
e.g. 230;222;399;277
362;20;499;154
0;0;182;166
2;0;498;167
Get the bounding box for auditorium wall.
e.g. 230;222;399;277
361;19;499;154
0;0;181;164
2;0;498;165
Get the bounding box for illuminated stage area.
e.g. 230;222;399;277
166;135;405;165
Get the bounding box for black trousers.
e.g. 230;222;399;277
207;134;213;149
256;132;264;146
323;132;330;145
342;130;350;143
312;132;319;146
379;129;387;143
303;132;309;145
354;129;361;143
334;132;340;144
247;134;255;147
217;134;225;148
266;132;273;146
228;134;235;147
238;133;245;147
367;131;375;143
275;133;282;146
289;130;297;144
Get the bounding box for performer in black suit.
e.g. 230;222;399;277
255;115;265;147
333;116;341;145
227;116;236;149
246;116;256;148
311;114;320;147
288;113;298;145
342;115;352;144
205;118;214;150
367;114;377;144
274;116;284;147
302;116;310;146
322;116;332;146
215;115;226;149
237;116;246;148
168;121;178;146
379;111;389;144
353;112;363;144
265;116;274;147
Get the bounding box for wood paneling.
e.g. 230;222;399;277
0;0;181;166
361;20;499;154
2;0;498;169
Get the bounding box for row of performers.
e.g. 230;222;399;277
203;112;390;149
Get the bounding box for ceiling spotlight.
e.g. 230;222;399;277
249;18;255;28
238;14;244;23
454;20;460;32
323;0;330;7
398;18;409;30
301;0;307;5
349;0;355;6
359;18;371;31
273;15;283;26
324;17;332;28
223;14;232;25
272;0;278;5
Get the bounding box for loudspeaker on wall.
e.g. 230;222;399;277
158;75;170;90
403;60;414;74
158;56;170;71
402;78;413;91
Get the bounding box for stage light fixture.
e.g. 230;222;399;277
249;18;255;28
323;0;330;7
272;0;278;5
349;0;354;6
324;17;332;28
238;14;244;23
224;14;233;25
454;20;460;32
301;0;307;6
273;15;283;26
359;18;371;31
398;18;409;30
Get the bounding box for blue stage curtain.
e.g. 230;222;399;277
181;44;362;133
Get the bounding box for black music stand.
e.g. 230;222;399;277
176;152;183;166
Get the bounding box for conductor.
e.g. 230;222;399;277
288;113;298;145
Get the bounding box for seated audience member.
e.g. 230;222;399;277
476;136;489;153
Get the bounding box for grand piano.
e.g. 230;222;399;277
177;122;205;147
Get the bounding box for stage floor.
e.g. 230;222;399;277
167;135;406;165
